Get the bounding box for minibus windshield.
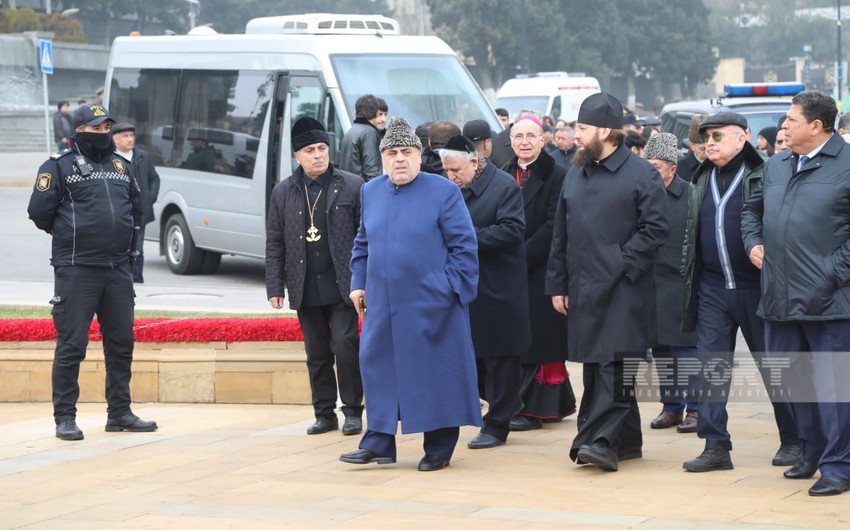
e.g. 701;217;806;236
332;54;500;130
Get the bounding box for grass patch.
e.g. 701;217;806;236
0;306;284;319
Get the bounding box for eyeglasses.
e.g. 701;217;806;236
511;133;539;143
700;131;741;143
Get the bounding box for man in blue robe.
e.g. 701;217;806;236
340;116;482;472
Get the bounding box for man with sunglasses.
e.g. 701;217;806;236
680;112;800;472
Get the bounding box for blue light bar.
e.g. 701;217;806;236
724;83;805;97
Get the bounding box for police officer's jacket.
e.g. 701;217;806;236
27;142;142;268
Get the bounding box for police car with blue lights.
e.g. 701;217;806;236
659;82;805;147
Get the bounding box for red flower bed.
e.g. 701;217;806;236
0;318;305;342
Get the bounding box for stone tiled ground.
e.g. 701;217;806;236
3;369;849;529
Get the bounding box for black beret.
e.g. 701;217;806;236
443;135;476;154
462;119;492;141
699;112;748;134
291;117;329;152
577;92;623;129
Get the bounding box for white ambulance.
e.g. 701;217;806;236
493;72;601;122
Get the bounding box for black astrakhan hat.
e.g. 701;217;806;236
291;117;329;152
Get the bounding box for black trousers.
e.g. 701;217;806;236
51;264;135;422
569;361;642;461
297;302;363;419
359;427;460;460
476;356;522;440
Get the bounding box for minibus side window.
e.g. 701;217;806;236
108;68;179;167
174;70;273;178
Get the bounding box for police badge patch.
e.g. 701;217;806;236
36;173;51;192
112;158;126;174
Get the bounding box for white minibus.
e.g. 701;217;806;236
105;13;500;274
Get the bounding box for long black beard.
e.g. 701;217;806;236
572;140;604;167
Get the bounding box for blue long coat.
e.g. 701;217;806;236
351;171;483;435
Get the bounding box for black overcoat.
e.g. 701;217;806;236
504;149;568;363
545;145;668;363
463;161;531;358
654;175;697;347
129;147;161;225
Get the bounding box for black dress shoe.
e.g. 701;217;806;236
576;443;619;471
56;420;84;441
683;447;733;472
510;415;542;431
467;432;506;449
339;448;396;465
105;413;158;432
342;417;362;436
809;476;849;496
772;442;803;466
418;455;450;471
784;460;818;479
306;416;338;435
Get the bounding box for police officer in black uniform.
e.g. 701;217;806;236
27;104;158;441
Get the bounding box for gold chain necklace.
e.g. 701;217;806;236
304;181;323;242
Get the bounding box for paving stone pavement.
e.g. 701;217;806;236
3;367;849;530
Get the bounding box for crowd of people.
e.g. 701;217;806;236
30;88;850;497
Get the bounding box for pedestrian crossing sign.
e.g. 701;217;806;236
39;40;53;75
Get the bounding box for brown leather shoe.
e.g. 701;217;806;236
677;411;698;433
650;410;682;429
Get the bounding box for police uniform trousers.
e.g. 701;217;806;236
296;301;364;420
569;360;642;460
766;320;850;483
359;427;460;460
695;283;799;450
476;356;522;441
51;264;135;422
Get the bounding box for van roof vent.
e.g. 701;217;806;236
246;14;401;35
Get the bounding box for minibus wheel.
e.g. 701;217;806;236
164;213;205;274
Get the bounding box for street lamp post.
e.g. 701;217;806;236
186;0;200;30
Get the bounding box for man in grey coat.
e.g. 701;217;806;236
742;90;850;496
546;92;668;471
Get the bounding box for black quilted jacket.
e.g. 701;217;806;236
265;164;363;309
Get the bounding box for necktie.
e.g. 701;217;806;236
799;155;810;170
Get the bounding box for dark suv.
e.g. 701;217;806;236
660;83;804;147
